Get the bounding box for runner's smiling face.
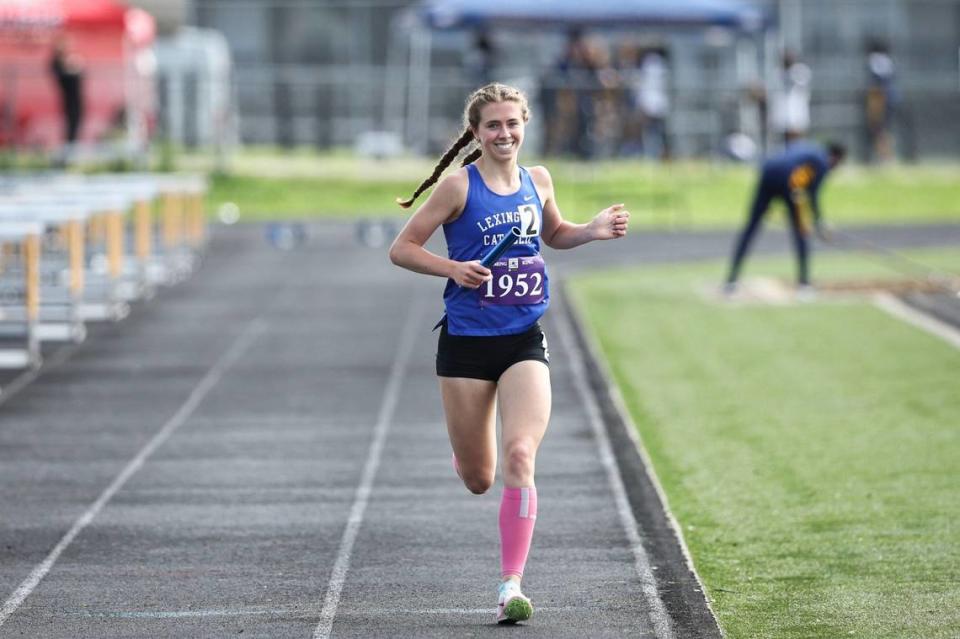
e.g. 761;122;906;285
473;101;525;162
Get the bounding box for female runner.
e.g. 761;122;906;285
389;83;629;624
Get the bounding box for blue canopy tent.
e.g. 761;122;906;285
422;0;767;33
391;0;774;155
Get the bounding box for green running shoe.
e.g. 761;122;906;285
497;581;533;624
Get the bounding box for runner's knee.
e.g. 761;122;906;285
503;439;536;480
463;472;494;495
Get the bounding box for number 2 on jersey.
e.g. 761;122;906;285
518;204;539;238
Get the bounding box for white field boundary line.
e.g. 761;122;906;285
563;292;722;632
0;318;267;629
312;295;422;639
873;292;960;350
553;306;676;639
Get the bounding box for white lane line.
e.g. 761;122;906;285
337;605;577;616
0;319;266;629
564;295;723;633
873;292;960;350
553;307;676;639
79;605;578;619
0;341;82;404
312;295;422;639
187;415;368;426
80;608;302;619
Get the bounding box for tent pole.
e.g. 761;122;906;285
778;0;802;53
736;34;761;149
406;24;431;154
382;13;407;135
405;27;415;149
422;28;432;155
763;27;778;155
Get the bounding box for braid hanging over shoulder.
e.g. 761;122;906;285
460;147;482;167
395;129;475;208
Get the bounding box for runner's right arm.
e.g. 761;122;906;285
388;170;492;289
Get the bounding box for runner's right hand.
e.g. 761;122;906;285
451;260;492;288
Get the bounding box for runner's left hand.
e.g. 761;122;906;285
590;204;630;240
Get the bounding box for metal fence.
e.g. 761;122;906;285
187;0;960;160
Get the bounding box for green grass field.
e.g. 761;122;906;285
200;151;960;228
569;249;960;638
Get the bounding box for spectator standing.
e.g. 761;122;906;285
615;42;644;156
637;45;671;160
865;40;898;163
770;50;811;145
555;29;599;158
49;35;85;162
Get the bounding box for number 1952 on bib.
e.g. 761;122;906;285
481;255;547;306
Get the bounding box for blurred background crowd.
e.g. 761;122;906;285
0;0;957;167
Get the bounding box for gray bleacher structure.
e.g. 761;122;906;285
0;173;207;372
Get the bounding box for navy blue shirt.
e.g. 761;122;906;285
761;141;832;218
762;142;830;195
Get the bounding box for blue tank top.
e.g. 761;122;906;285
441;164;549;336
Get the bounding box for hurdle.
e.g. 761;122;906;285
0;221;45;368
78;173;208;288
0;200;89;343
41;191;133;322
0;172;209;331
150;173;208;285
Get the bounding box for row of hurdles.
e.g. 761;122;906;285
0;173;207;369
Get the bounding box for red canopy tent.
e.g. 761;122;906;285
0;0;156;149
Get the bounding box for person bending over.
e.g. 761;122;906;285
725;140;846;296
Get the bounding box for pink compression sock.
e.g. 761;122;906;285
499;486;538;578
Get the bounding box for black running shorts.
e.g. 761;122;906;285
436;321;550;382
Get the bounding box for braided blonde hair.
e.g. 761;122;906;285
396;83;530;208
